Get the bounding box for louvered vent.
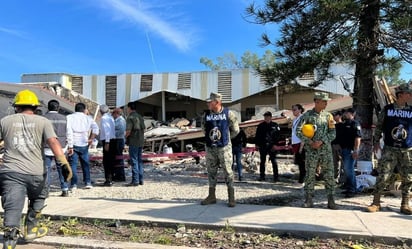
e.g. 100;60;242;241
217;71;232;102
177;73;191;89
140;75;153;91
259;74;269;87
72;76;83;94
299;72;315;80
105;76;117;107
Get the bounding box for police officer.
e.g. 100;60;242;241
366;83;412;215
296;92;337;209
201;92;239;207
255;111;281;182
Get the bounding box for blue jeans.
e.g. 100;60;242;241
129;145;143;183
0;172;47;228
45;155;69;191
232;144;243;178
68;145;92;186
342;148;357;193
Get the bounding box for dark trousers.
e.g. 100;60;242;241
102;139;117;182
0;172;47;228
259;147;278;180
113;138;126;181
292;143;306;183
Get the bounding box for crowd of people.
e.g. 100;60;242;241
1;87;412;248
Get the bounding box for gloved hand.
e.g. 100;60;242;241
55;155;73;182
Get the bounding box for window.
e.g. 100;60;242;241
140;75;153;91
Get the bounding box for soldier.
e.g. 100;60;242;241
201;92;239;207
296;92;337;209
366;83;412;215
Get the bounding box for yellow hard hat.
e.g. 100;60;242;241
302;124;316;139
13;89;40;106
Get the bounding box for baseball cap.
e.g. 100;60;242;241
206;92;222;102
263;111;272;117
314;92;331;101
344;107;356;114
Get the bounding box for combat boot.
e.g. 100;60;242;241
400;194;412;215
302;193;313;208
228;187;235;207
201;187;217;205
327;195;338;210
366;194;381;212
3;227;19;249
24;208;48;242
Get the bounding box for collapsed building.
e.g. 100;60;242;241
0;66;374;156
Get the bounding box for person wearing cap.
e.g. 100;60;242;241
331;110;344;183
0;90;72;248
112;108;127;182
66;102;99;190
99;104;116;186
338;108;362;198
201;92;239;207
296;92;337;209
43;99;70;197
291;104;306;184
366;83;412;215
255;111;281;182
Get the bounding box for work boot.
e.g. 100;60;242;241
3;227;19;249
400;195;412;215
201;187;217;205
302;193;313;208
327;195;338;210
366;194;381;212
228;187;235;207
24;208;48;242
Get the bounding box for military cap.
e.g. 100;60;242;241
314;92;331;101
206;92;222;102
395;84;412;94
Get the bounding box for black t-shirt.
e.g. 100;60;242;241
338;119;362;149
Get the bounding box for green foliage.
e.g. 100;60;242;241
244;0;411;86
200;50;276;71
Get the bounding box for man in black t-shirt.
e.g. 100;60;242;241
255;111;281;182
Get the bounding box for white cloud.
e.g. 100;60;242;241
0;26;28;39
98;0;197;52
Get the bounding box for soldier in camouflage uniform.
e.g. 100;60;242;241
296;92;337;209
366;83;412;215
201;92;239;207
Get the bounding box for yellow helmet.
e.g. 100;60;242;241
13;89;40;106
302;124;317;139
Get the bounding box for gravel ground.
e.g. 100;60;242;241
47;153;403;212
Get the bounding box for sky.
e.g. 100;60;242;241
0;0;410;83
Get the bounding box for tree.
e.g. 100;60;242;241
200;50;276;71
245;0;412;159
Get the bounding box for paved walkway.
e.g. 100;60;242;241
3;196;410;248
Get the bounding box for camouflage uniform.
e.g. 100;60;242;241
367;92;412;214
296;92;336;209
201;92;239;207
202;110;239;189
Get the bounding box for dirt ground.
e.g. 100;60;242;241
39;216;409;249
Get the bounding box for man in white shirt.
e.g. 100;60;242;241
99;104;116;186
66;103;99;189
